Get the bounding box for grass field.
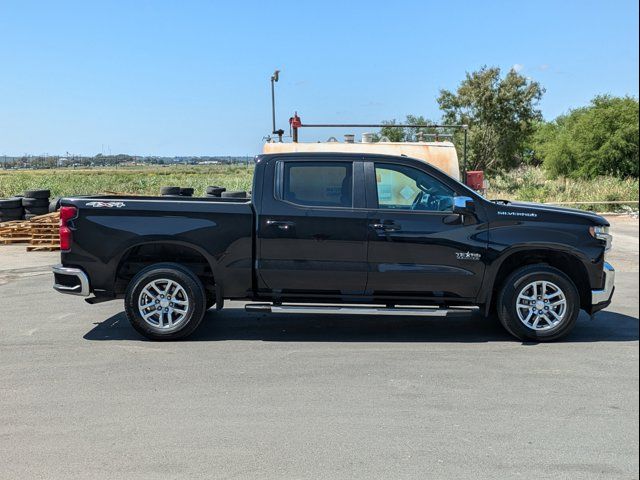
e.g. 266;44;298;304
486;167;639;212
0;165;255;198
1;164;637;212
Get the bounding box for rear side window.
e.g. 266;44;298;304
281;161;353;208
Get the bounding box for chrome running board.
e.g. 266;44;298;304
245;304;476;316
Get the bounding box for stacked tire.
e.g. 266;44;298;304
206;186;226;198
0;197;24;223
22;189;50;220
221;191;247;198
160;186;194;197
160;186;180;196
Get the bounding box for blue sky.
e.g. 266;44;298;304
1;0;638;156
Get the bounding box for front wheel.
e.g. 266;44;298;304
124;263;207;340
497;265;581;342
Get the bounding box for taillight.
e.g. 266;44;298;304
59;206;77;251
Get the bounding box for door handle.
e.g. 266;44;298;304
371;222;401;232
266;219;295;231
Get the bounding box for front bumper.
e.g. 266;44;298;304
591;262;615;313
52;264;90;297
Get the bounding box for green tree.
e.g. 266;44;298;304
437;66;545;172
534;95;639;179
374;115;449;142
376;119;406;142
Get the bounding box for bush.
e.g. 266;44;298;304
535;96;639;179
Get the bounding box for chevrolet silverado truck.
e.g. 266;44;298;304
52;153;615;341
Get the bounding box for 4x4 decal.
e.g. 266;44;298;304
85;201;126;208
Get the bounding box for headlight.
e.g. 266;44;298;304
590;225;612;252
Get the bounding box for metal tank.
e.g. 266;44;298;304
263;139;461;180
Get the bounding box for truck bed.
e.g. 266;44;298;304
60;195;255;299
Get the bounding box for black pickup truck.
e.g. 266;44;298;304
52;152;615;341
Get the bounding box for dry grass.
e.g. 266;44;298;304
486;167;639;212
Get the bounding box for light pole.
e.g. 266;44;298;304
270;70;284;142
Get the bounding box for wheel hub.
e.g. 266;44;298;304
138;278;190;332
516;280;567;331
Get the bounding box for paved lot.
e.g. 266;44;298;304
0;216;638;479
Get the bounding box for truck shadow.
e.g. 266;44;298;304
83;309;639;343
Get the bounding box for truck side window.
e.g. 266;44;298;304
282;162;353;208
374;163;454;212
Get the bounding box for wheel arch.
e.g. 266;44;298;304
483;247;591;315
113;240;217;296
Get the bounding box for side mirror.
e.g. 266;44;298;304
453;196;475;215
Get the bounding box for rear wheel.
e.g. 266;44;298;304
124;263;207;340
497;265;580;342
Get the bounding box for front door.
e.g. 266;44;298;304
257;157;368;298
364;160;487;301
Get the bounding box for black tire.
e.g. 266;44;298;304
124;263;207;340
497;265;581;342
23;189;50;199
22;197;49;208
49;197;62;213
24;207;49;216
206;186;226;196
160;186;181;196
221;191;247;198
0;212;24;222
0;206;23;217
24;214;38;220
180;187;194;197
0;197;23;208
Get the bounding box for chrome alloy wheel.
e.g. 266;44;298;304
138;279;190;331
516;280;567;331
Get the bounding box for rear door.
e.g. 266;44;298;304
364;159;487;301
256;156;368;297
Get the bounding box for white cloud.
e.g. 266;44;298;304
512;63;525;73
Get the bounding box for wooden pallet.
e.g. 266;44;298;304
0;237;31;244
0;220;31;244
29;212;60;224
28;212;60;251
0;212;62;250
1;212;61;250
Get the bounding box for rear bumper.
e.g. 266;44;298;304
591;262;615;313
52;264;90;297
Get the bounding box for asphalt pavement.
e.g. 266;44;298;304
0;216;638;479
